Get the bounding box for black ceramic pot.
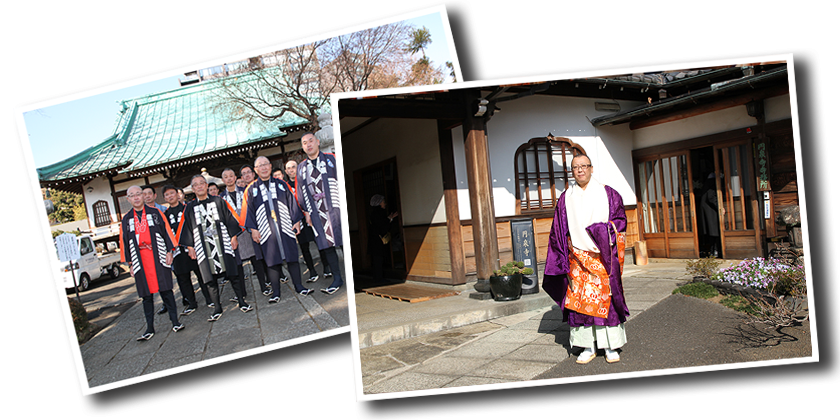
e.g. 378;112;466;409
489;273;522;301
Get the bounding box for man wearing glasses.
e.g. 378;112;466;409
543;154;628;364
244;156;312;302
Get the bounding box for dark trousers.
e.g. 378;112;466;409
142;290;179;333
249;256;270;293
226;267;248;306
267;261;304;298
322;247;343;288
300;239;331;276
205;276;222;315
195;269;212;305
175;271;198;309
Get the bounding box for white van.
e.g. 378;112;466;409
58;235;122;291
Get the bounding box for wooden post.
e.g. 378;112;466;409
461;90;499;288
438;120;466;285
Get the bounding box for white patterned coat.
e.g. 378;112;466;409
177;196;242;280
243;177;303;267
295;152;342;249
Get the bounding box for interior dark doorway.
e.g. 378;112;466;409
352;157;406;290
691;146;722;258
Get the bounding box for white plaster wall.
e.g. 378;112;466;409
633;94;792;150
148;173;166;184
341;118;446;230
765;94;793;123
82;176;117;228
451;95;639;219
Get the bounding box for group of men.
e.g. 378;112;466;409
120;132;344;342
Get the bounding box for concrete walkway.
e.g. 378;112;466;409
356;259;814;396
356;260;698;348
79;253;348;390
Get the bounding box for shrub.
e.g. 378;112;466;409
68;298;93;343
712;257;806;296
673;282;719;299
685;257;722;278
493;261;534;277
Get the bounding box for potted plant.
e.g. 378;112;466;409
489;261;534;301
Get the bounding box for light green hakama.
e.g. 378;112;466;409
569;324;626;350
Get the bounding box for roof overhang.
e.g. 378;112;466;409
39;121;313;192
588;66;789;128
40;165;129;194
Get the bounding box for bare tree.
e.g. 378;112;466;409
321;22;414;92
209;41;332;132
208;21;440;132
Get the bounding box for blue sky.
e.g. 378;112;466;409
24;13;454;170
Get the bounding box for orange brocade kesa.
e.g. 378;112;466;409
564;233;625;318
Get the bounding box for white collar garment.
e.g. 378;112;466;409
566;178;609;253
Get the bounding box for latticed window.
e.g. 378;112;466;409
514;136;586;212
92;200;111;227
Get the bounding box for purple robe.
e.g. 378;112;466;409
543;185;629;327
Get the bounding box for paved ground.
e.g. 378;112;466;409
77;246;348;390
357;259;814;396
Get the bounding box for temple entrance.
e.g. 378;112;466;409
635;139;763;259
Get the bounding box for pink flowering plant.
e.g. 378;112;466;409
712;257;806;297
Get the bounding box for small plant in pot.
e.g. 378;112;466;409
489;261;534;301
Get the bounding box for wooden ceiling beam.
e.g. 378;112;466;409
338;98;466;120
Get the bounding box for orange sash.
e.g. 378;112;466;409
565;228;625;318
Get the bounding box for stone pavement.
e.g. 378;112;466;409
356;260;703;348
79;251;348;390
356;259;815;395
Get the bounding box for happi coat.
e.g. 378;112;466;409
296;151;342;249
220;185;263;262
243;177;302;267
120;205;176;298
542;183;629;328
219;186;246;219
177;196;242;281
164;202;200;274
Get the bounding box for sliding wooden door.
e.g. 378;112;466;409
636;152;698;258
713;141;762;259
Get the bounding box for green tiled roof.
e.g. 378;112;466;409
38;70;322;182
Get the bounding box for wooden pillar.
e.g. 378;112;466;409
438;120;466;285
749;100;770;256
461;90;499;285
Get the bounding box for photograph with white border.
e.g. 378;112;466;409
16;6;463;395
331;53;816;401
